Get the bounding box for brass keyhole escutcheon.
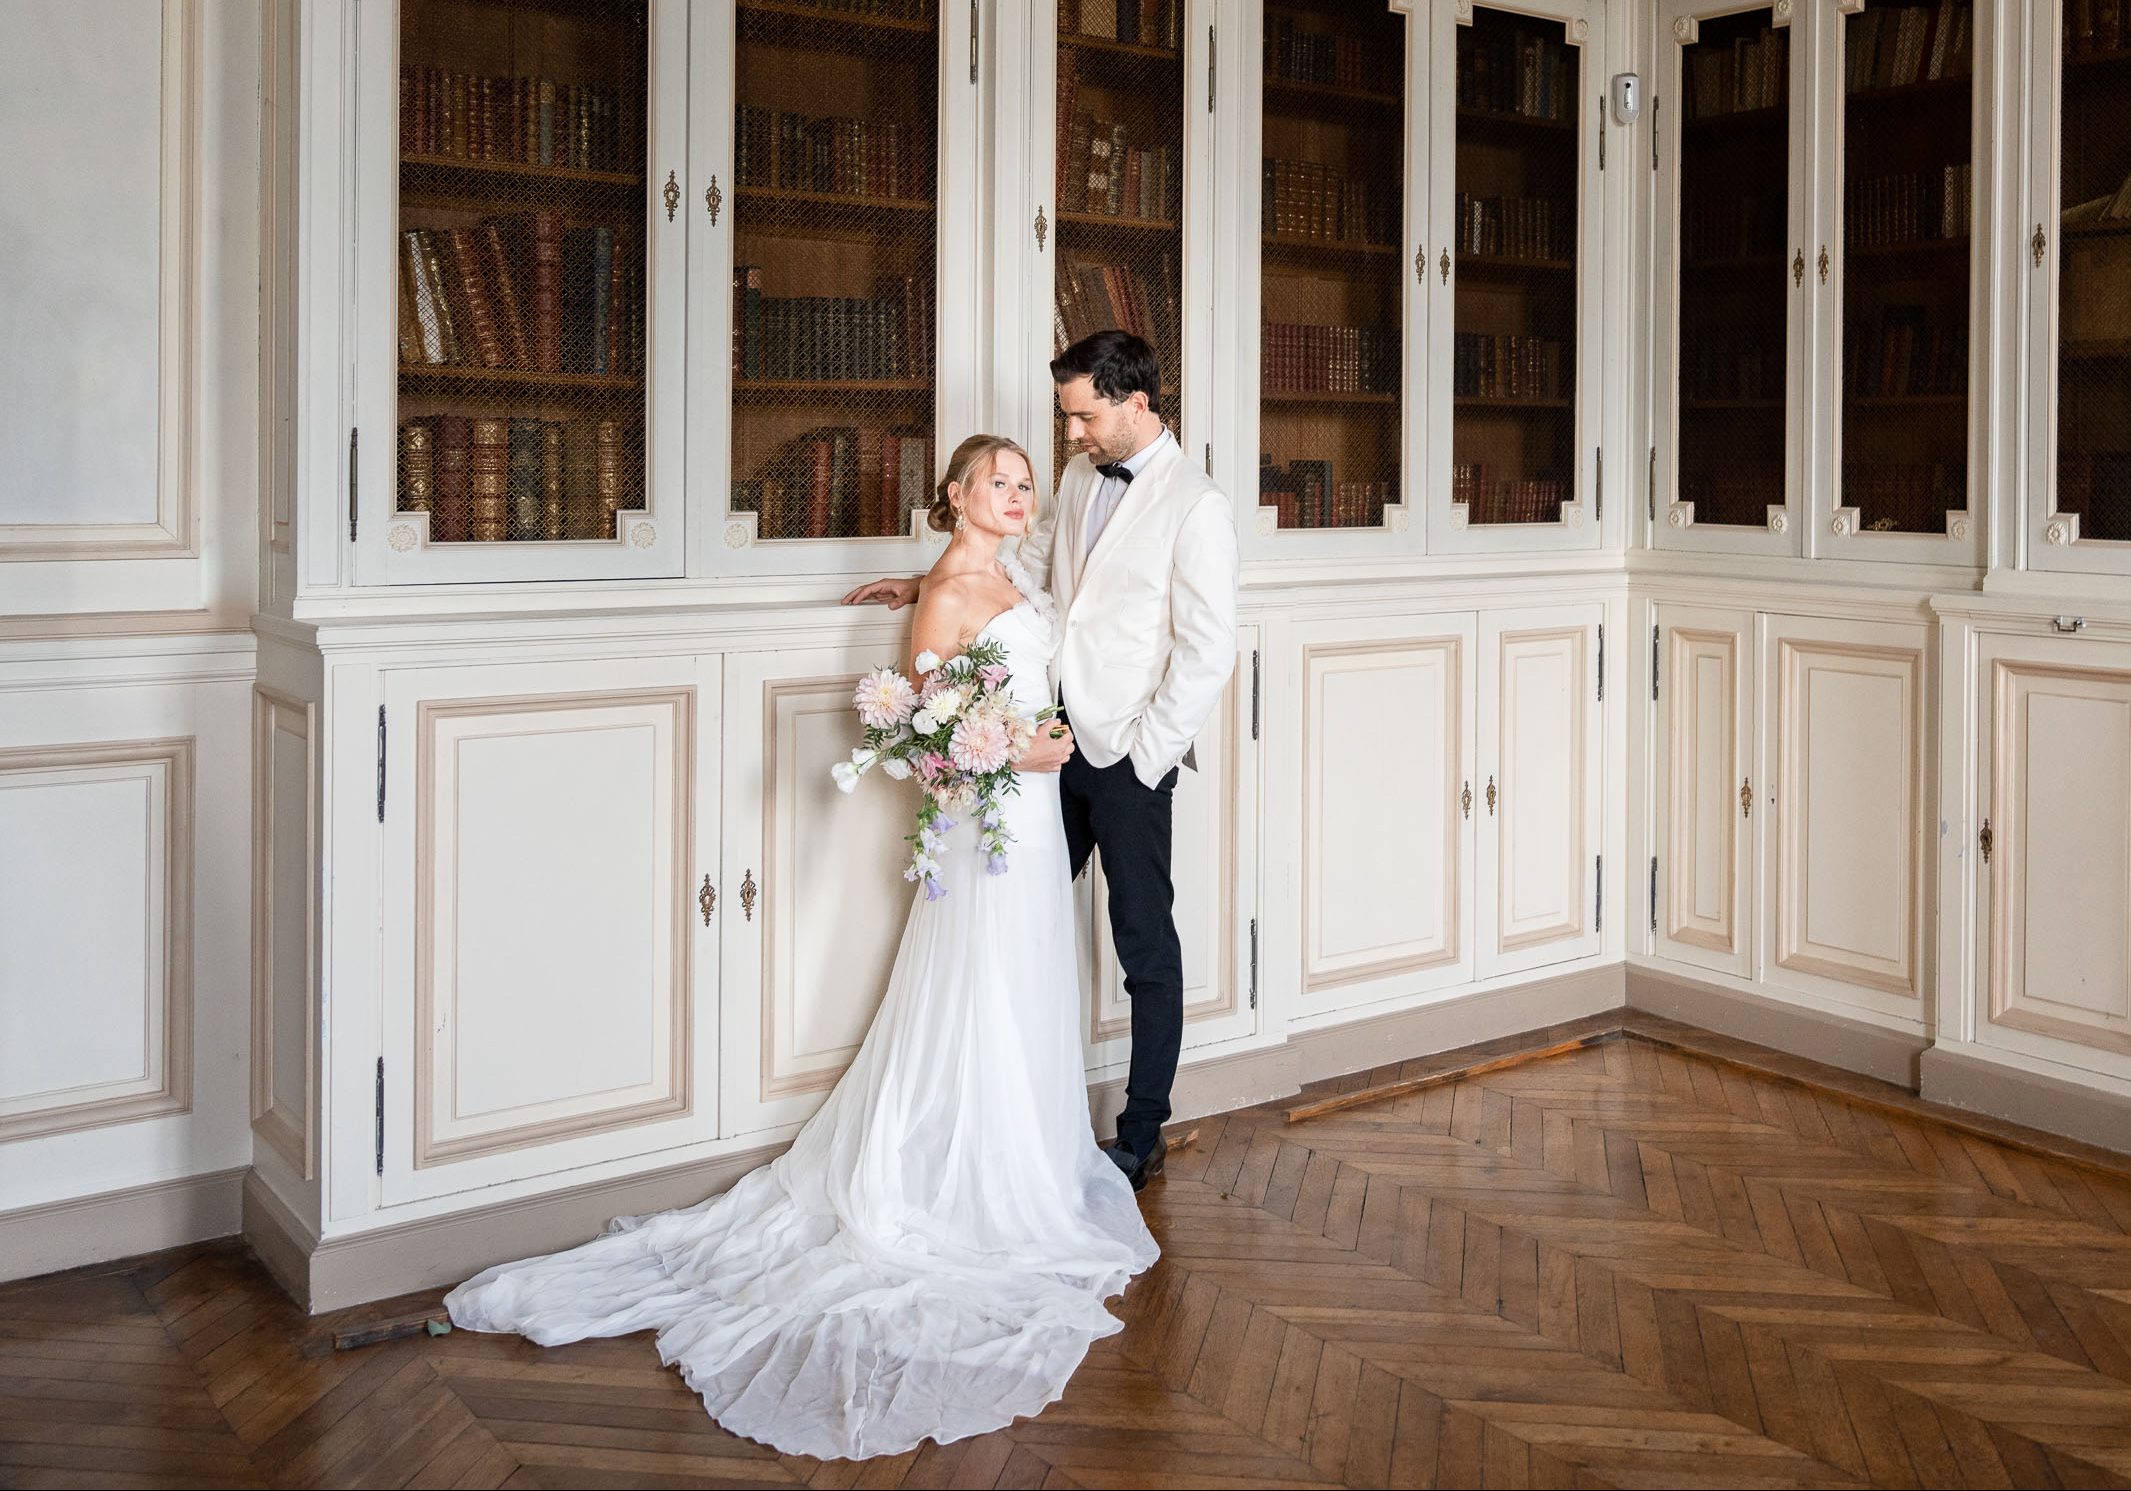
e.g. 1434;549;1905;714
1740;778;1753;818
698;875;716;926
663;170;680;221
1791;249;1804;287
1034;206;1048;250
1439;247;1451;285
2032;223;2047;267
741;868;759;921
705;175;722;225
1414;243;1425;286
1980;819;1994;863
1461;781;1473;820
1486;776;1498;816
1817;245;1829;285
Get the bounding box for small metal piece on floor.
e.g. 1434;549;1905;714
332;1312;452;1351
1170;1127;1200;1151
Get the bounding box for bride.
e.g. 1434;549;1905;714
445;434;1159;1461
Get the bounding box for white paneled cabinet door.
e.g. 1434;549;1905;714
379;655;719;1205
1297;616;1475;1017
1652;605;1752;976
1083;630;1261;1068
1979;636;2131;1062
1478;605;1601;977
1424;0;1606;554
1652;0;1807;556
1760;616;1927;1016
720;646;925;1136
351;0;691;584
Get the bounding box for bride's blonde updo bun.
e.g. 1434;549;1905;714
928;434;1035;534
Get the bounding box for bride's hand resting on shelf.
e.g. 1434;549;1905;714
842;576;922;609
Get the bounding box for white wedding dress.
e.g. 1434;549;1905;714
445;563;1158;1460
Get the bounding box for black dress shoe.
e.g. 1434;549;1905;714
1104;1135;1167;1193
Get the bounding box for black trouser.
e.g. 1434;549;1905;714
1057;713;1183;1159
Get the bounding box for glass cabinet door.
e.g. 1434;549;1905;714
1828;0;1976;557
1050;1;1191;485
357;0;689;582
2032;0;2131;567
1656;1;1801;553
1254;1;1410;536
1431;0;1601;552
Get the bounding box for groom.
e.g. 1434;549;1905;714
845;331;1239;1190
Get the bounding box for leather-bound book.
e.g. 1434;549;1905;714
529;211;563;371
398;420;434;515
856;427;882;536
481;219;530;369
879;432;901;538
808;436;834;538
594;419;625;539
467;417;510;541
604;229;625;377
415;230;462;364
540;422;566;540
562;225;595;373
561;420;598;538
589;227;614;376
508;418;541;539
396;248;425;365
431;415;472;542
444;227;503;368
537;78;556;167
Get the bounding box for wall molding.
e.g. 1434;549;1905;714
251;687;316;1178
1626;962;1928;1087
1920;1042;2131;1159
0;0;201;562
0;1166;242;1285
0;736;196;1144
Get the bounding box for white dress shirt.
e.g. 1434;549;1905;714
1082;426;1174;555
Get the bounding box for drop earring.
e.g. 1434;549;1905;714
954;507;966;532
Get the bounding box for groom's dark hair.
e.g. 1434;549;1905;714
1050;330;1161;415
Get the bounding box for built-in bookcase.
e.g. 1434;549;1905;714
394;0;652;546
1256;1;1406;531
1051;3;1188;485
727;0;939;543
2035;0;2131;560
1449;7;1581;530
1837;0;1974;538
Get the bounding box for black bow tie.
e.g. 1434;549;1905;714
1095;461;1135;485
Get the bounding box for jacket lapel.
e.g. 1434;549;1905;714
1068;436;1181;620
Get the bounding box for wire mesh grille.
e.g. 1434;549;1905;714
1673;8;1788;529
1838;0;1972;536
395;0;649;544
1452;7;1580;527
1257;2;1403;530
2056;0;2131;543
729;0;938;541
1053;2;1188;486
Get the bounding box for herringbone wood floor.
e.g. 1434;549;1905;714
7;1014;2131;1490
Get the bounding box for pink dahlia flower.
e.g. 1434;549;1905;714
852;668;916;729
949;715;1014;774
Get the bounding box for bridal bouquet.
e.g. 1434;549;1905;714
832;643;1054;900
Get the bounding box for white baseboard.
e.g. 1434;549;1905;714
0;1167;245;1284
1626;962;1928;1087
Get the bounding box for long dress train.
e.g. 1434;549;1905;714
445;566;1157;1460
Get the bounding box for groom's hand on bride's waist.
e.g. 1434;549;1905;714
841;576;922;610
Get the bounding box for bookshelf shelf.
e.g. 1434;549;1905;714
2062;340;2131;361
1455;396;1573;411
736;0;933;45
734;185;934;219
1844;74;1973;109
1262;234;1398;266
400;365;644;392
1059;33;1180;65
400;155;643;190
1262;75;1401;117
2066;46;2131;75
1683;398;1784;411
1846;236;1970;259
1682;254;1787;275
1455;105;1573;136
1262;391;1398;407
1682;104;1787;134
1456;253;1574;280
2063;220;2131;241
733;378;933;396
1848;393;1966;408
1058;210;1181;235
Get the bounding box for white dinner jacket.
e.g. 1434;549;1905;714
1018;433;1240;789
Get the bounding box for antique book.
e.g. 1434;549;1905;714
540;423;566;540
482;220;530;369
529;211;564;372
508;418;542;539
444;227;504;368
431;414;471;542
416;230;463;365
594;419;626;539
403;230;451;364
605;230;626;377
397;249;425;365
561;420;599;539
398;420;434;515
467;417;510;542
589;228;614;377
